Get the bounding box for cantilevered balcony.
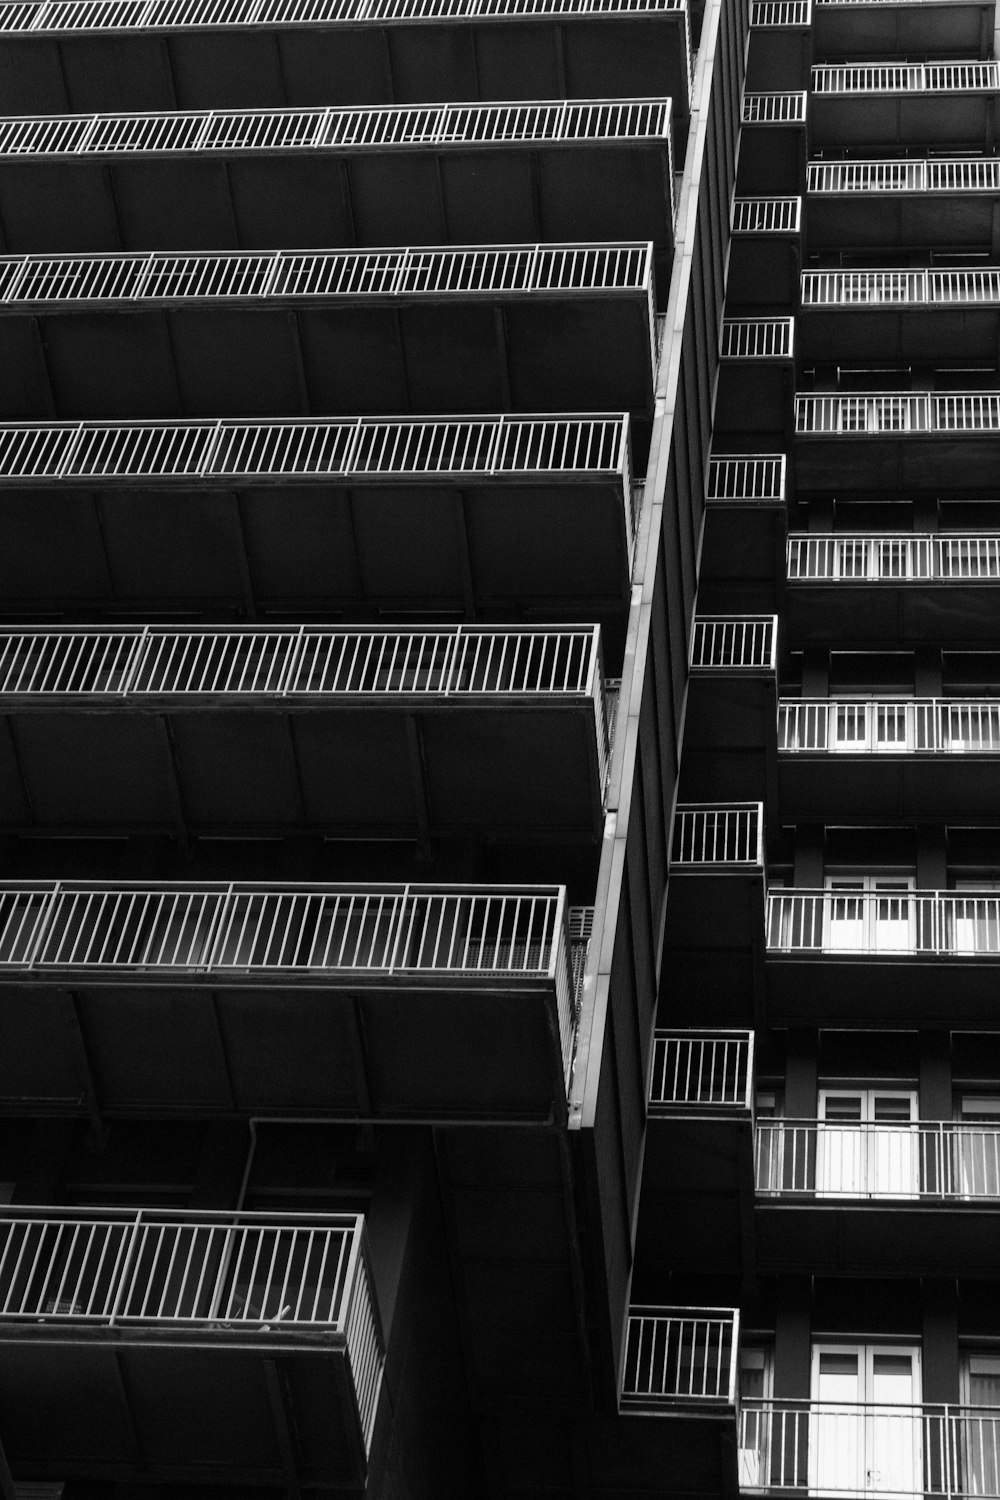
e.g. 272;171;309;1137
810;61;1000;149
0;881;587;1118
0;1209;384;1488
715;318;795;437
813;0;995;60
738;92;807;195
754;1118;1000;1274
0;99;676;264
0;243;660;421
808;156;1000;252
766;887;1000;1026
681;617;778;807
794;392;1000;490
0;0;693;136
728;196;802;307
800;269;1000;363
778;697;1000;819
0;623;614;839
700;452;787;590
0;415;638;622
747;0;811;92
637;1032;755;1275
785;532;1000;646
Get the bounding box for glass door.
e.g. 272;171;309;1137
952;881;1000;956
824;878;915;954
810;1344;921;1497
964;1355;1000;1497
739;1347;773;1489
816;1091;918;1200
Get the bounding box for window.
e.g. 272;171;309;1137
956;1097;1000;1199
962;1355;1000;1497
817;1090;918;1199
824;878;915;954
951;882;1000;956
739;1346;774;1490
811;1344;921;1498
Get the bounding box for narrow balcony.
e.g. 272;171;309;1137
0;881;587;1119
0;99;676;266
728;196;802;307
701;452;787;590
784;532;1000;646
739;1398;1000;1497
754;1118;1000;1274
0;243;660;422
0;1209;383;1489
800;269;1000;363
738;92;807;196
716;319;795;437
747;2;811;93
794;392;1000;490
682;617;778;808
810;61;1000;149
766;887;1000;1027
637;1032;755;1274
0;414;638;623
0;623;614;840
813;0;995;61
778;697;1000;820
807;156;1000;253
0;0;693;140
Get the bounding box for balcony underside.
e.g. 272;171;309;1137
727;237;800;310
800;306;1000;364
813;2;993;59
736;126;805;196
635;1115;753;1276
660;872;766;1029
0;478;633;626
714;365;794;440
778;753;1000;823
766;953;1000;1028
0;978;568;1121
0;703;606;842
698;505;786;594
784;585;1000;649
807;195;1000;253
809;95;996;152
755;1199;1000;1277
0;299;656;424
794;435;1000;491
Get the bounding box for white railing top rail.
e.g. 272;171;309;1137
787;533;1000;581
706;452;786;502
649;1030;754;1110
0;0;689;33
795;392;1000;434
808;157;1000;194
0;98;673;157
779;698;1000;753
623;1307;740;1406
756;1117;1000;1201
750;0;811;25
671;803;765;867
767;888;1000;957
0;242;654;306
691;616;778;671
812;59;999;93
814;0;984;7
802;268;1000;305
742;90;808;123
720;317;795;359
732;196;802;234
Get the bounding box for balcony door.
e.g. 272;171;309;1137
830;704;911;754
957;1097;1000;1200
824;878;915;954
952;881;1000;956
810;1344;921;1498
817;1090;918;1199
964;1355;1000;1497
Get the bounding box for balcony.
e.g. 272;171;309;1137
784;533;1000;646
637;1032;755;1274
701;453;787;591
778;697;1000;819
0;881;587;1119
728;197;801;306
766;888;1000;1026
0;243;660;422
0;623;614;839
807;156;1000;253
716;319;795;437
0;415;638;621
739;1399;1000;1497
747;3;811;92
754;1118;1000;1274
738;92;807;195
810;61;1000;149
813;0;995;61
682;617;778;807
800;269;1000;363
0;1209;383;1487
0;99;676;263
0;0;693;140
793;393;1000;490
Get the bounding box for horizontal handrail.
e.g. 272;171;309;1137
787;533;1000;580
808;157;1000;194
756;1118;1000;1199
795;393;1000;435
623;1307;740;1406
779;699;1000;753
649;1030;754;1110
671;804;764;867
813;60;999;93
767;889;1000;956
732;196;802;234
750;0;811;25
691;617;778;671
720;317;795;359
802;268;1000;306
707;452;786;502
742;90;808;122
0;98;672;156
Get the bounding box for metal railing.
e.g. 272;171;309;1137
795;393;1000;435
623;1307;739;1407
0;1209;383;1451
779;699;1000;753
649;1031;754;1110
732;196;802;234
706;452;786;502
721;317;795;359
802;269;1000;306
671;804;764;867
0;98;673;157
0;241;654;306
739;1399;1000;1498
742;91;808;123
812;60;999;93
691;616;778;671
756;1119;1000;1199
751;0;811;23
787;534;1000;581
767;889;1000;956
808;157;1000;195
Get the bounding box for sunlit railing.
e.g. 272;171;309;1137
787;534;1000;580
671;804;764;866
0;1209;383;1451
721;317;795;359
742;90;808;122
756;1119;1000;1199
706;452;786;502
751;0;811;24
732;196;802;234
739;1400;1000;1498
779;699;1000;753
808;157;1000;194
691;617;778;671
0;98;673;156
812;60;999;93
649;1031;754;1110
623;1307;740;1407
802;269;1000;306
767;889;1000;956
795;393;1000;434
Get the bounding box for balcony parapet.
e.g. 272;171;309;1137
750;0;811;25
787;533;1000;580
0;0;690;29
732;196;802;234
721;317;795;360
756;1118;1000;1199
812;59;998;94
622;1306;740;1411
795;392;1000;435
707;452;787;504
692;617;778;671
808;156;1000;194
779;699;1000;752
649;1030;754;1112
742;90;807;123
802;268;1000;307
671;803;765;867
767;888;1000;957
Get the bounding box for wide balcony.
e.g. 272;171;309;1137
754;1118;1000;1274
681;617;778;809
739;1399;1000;1497
0;243;660;422
810;61;1000;149
784;533;1000;646
0;414;638;622
807;156;1000;252
794;392;1000;490
728;196;802;307
738;92;807;195
716;318;795;437
0;99;676;263
0;623;614;839
813;0;994;61
0;1208;383;1488
766;888;1000;1026
0;881;587;1119
800;269;1000;363
0;0;693;138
